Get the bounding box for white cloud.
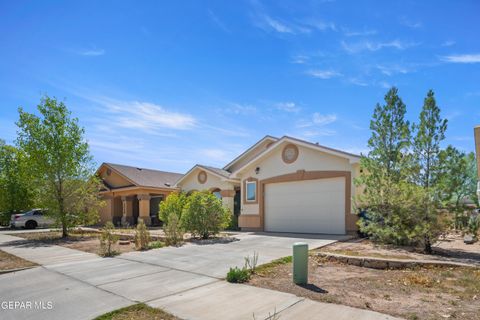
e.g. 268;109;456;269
275;102;300;113
292;54;309;64
207;9;230;33
441;54;480;63
262;15;295;33
306;69;342;79
399;17;422;29
341;39;417;53
95;98;197;132
303;19;336;32
347;77;368;87
441;40;456;47
297;113;337;129
313;113;337;125
200;148;232;162
70;47;105;56
343;28;377;37
376;64;411;76
225;103;257;115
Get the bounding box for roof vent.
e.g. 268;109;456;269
164;183;171;187
315;142;319;145
136;168;142;171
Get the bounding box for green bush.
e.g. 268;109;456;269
467;215;480;238
134;219;151;250
159;192;187;245
226;267;250;283
147;241;165;249
180;191;231;239
226;214;239;231
99;222;119;257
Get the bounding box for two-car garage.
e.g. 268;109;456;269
264;177;346;234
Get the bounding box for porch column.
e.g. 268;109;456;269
220;190;235;215
138;194;152;226
121;196;134;226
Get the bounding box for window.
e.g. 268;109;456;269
246;181;257;202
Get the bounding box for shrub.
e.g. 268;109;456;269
227;214;239;231
147;241;165;249
244;251;259;274
99;222;119;257
181;191;231;239
467;215;480;238
163;213;184;246
159;192;187;245
134;219;151;250
226;267;250;283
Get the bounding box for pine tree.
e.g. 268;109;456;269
413;90;447;253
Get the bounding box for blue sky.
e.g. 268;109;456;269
0;0;479;173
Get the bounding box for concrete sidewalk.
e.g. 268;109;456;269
0;232;401;320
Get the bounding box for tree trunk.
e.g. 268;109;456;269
424;235;432;254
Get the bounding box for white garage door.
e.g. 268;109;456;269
264;177;345;234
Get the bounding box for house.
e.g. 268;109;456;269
176;135;362;234
97;163;183;226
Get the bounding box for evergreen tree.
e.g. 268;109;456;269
413;90;447;252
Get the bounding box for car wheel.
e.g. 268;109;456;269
25;220;37;229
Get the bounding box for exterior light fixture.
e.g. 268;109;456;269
255;167;260;174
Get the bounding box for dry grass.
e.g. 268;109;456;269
249;256;480;320
0;249;37;270
93;303;179;320
10;231;137;255
323;248;414;260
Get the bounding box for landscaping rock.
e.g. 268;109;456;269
464;234;476;244
363;259;388;269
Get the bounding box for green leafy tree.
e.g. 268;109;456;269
356;87;413;244
16;96;102;237
159;192;187;245
412;90;448;253
181;191;231;239
0;142;36;224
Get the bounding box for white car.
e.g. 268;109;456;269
10;209;54;229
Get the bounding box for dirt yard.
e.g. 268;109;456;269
0;249;37;271
94;303;179;320
318;235;480;265
249;244;480;320
10;231;137;255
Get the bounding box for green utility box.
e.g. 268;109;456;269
292;242;308;285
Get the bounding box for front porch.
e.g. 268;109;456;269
100;187;173;226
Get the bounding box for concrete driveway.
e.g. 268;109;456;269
0;232;399;320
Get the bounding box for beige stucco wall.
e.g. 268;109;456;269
100;169;132;188
238;142;356;215
227;138;276;173
236;141;360;232
178;167;235;192
177;168;238;214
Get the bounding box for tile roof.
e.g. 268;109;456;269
105;163;183;189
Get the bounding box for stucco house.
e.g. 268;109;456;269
97;163;183;226
176;135;361;234
97;135;362;234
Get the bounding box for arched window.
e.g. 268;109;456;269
210;188;222;199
